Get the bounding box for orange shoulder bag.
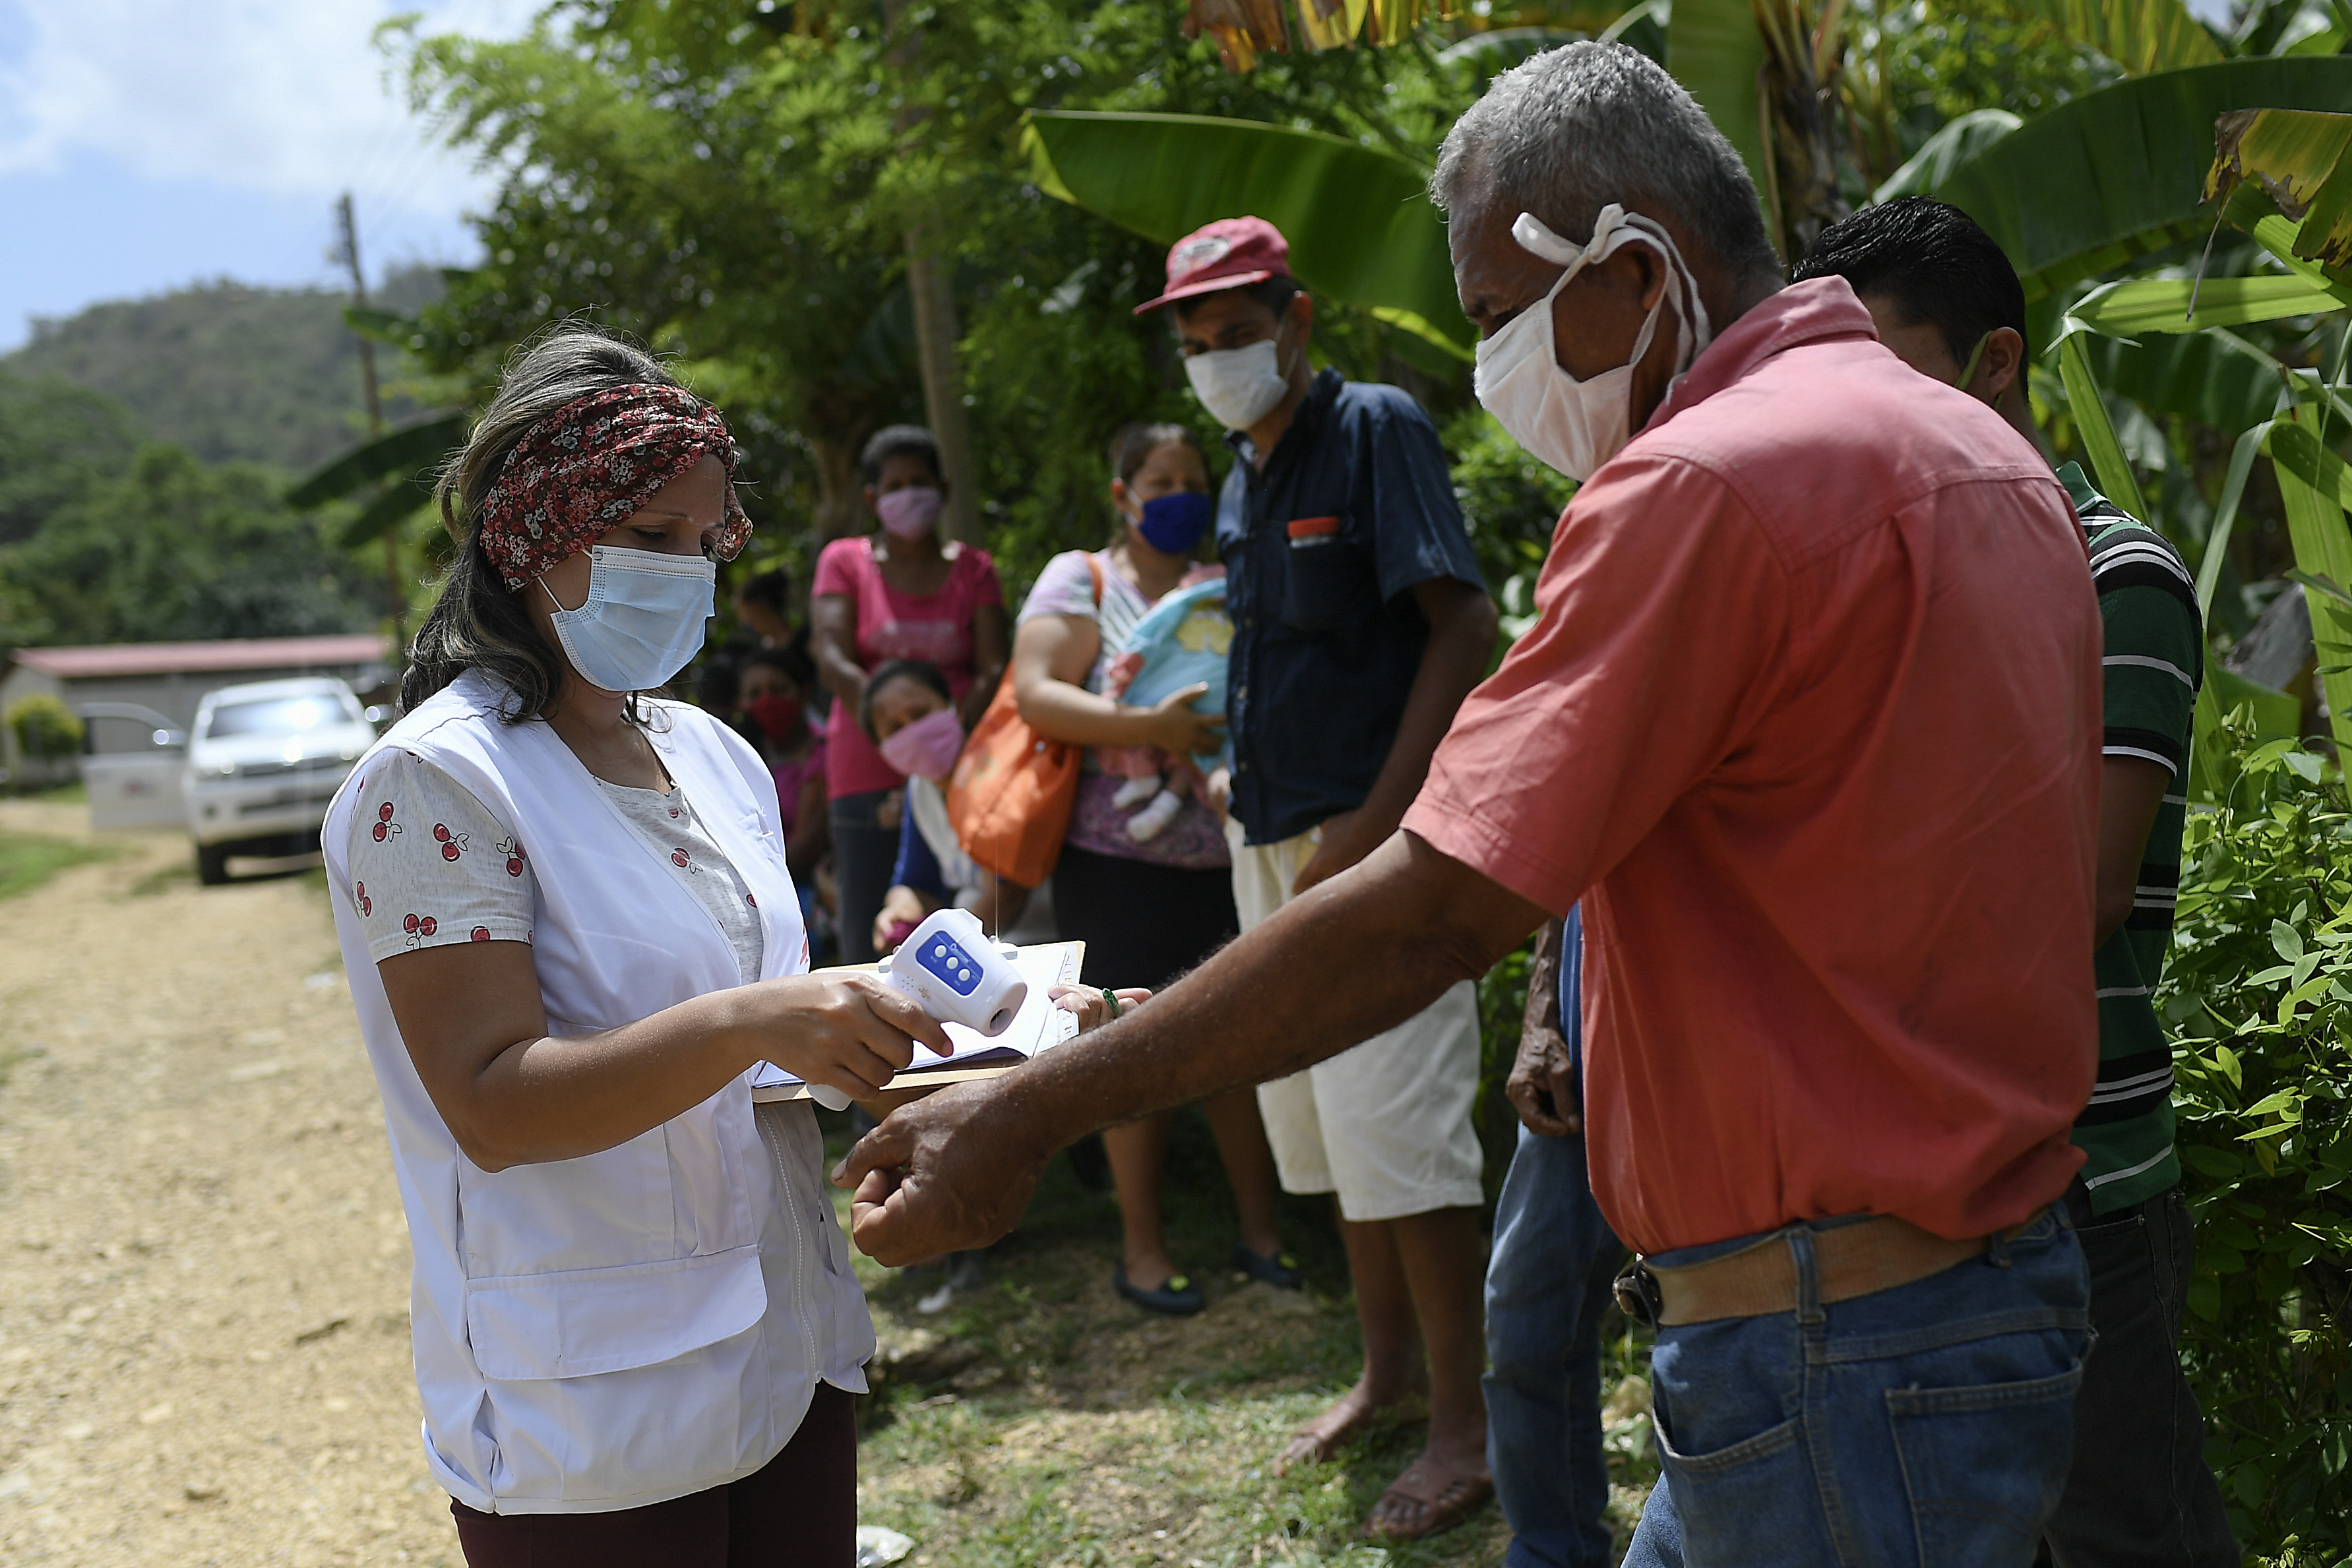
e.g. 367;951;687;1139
946;553;1103;888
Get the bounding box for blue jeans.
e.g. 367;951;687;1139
1484;1122;1625;1568
1625;1207;2089;1568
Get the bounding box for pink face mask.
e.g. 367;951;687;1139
878;706;964;781
875;485;943;539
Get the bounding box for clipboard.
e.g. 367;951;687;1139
749;940;1086;1105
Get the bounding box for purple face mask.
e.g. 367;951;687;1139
875;485;943;539
878;706;964;781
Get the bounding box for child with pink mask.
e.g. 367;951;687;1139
861;659;1030;955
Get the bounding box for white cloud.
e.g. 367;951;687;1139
0;0;535;223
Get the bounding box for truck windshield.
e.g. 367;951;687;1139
202;696;346;739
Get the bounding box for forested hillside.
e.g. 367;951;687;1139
1;266;442;474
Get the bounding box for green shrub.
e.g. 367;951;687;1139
2159;709;2352;1563
5;694;82;762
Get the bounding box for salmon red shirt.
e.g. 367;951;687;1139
1402;278;2101;1253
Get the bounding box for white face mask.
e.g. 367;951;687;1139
1472;204;1713;482
1185;331;1293;431
541;546;717;694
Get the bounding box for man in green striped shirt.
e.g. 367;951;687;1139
1797;199;2236;1567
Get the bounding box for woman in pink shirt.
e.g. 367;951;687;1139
810;426;1007;965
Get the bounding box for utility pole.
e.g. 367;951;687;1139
334;193;404;645
883;1;982;544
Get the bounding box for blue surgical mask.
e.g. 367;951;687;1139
1135;491;1213;557
540;547;716;693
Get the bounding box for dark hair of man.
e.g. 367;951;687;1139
1170;275;1303;325
1791;197;2030;368
859;424;944;486
743;640;817;693
405;324;683;723
1112;421;1206;485
858;657;953;742
737;566;791;613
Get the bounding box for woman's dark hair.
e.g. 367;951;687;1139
857;658;952;742
1111;421;1206;485
696;651;742;714
402;326;685;721
741;641;817;693
859;425;944;486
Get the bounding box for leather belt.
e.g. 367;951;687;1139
1614;1208;2051;1329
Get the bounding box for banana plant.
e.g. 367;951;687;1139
2055;119;2352;757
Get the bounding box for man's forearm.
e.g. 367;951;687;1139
987;831;1545;1159
1357;586;1497;831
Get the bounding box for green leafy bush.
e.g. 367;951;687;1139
5;694;82;761
2157;710;2352;1563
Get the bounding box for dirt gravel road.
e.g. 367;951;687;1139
0;801;459;1566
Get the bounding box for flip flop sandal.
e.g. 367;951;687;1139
1231;1242;1306;1290
1363;1467;1493;1542
1114;1264;1206;1317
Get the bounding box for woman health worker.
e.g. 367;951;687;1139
323;328;949;1564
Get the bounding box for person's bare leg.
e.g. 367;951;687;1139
1278;1209;1428;1472
1103;1114;1177;1288
1365;1205;1493;1539
1200;1086;1284;1259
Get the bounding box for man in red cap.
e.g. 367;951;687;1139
1129;215;1502;1541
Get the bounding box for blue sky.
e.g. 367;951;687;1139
0;0;534;351
0;0;2251;353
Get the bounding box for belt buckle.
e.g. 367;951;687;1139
1613;1258;1664;1329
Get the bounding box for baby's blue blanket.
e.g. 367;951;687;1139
1115;578;1233;769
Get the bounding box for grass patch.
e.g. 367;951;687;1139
30;781;86;804
0;829;111;901
822;1107;1658;1566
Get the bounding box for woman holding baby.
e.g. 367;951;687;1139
1010;421;1297;1315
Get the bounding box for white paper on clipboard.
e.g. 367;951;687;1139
749;940;1086;1104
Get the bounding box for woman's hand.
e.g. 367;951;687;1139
1142;683;1226;758
758;971;955;1103
1050;984;1153;1033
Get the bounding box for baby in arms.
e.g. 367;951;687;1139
1096;578;1233;843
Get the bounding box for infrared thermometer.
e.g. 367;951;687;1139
805;907;1028;1111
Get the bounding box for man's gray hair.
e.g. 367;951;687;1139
1433;41;1778;278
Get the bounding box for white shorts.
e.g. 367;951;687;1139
1229;820;1485;1223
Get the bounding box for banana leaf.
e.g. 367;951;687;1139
2070;274;2349;333
2269;413;2352;745
1021;110;1471;359
1930;57;2352;302
287;413;466;509
2010;0;2225;76
2084;329;2296;435
2055;326;2155;520
2206;107;2352;271
1874;109;2022;203
340;481;433;549
1665;0;1771;210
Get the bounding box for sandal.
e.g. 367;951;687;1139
1113;1263;1205;1317
1231;1242;1305;1290
1363;1460;1493;1542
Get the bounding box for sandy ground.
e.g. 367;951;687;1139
0;803;456;1567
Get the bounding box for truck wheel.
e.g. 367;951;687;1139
195;844;232;886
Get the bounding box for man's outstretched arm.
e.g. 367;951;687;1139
834;829;1549;1265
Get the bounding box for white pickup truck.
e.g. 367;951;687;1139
182;677;376;884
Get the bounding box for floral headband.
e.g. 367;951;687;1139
478;383;753;589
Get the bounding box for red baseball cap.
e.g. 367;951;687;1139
1133;216;1292;315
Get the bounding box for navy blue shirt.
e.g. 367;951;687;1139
1217;368;1481;845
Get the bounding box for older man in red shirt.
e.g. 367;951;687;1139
839;42;2099;1565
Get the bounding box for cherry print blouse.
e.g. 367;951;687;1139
346;748;536;963
346;749;765;986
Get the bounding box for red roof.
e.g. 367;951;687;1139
10;634;390;680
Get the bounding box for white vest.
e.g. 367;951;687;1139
322;671;872;1515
